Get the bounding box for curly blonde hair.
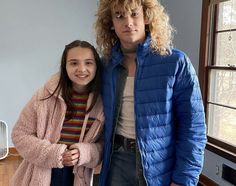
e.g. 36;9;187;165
95;0;174;58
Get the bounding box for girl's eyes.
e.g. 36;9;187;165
67;61;95;66
70;61;77;66
85;61;95;65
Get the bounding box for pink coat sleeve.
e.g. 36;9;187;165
70;141;103;168
11;90;67;169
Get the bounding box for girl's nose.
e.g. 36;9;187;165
77;64;86;72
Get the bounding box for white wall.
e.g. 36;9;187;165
162;0;235;185
0;0;98;147
203;150;235;186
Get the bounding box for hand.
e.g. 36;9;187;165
170;183;180;186
62;148;80;166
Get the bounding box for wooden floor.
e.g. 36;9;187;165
0;148;22;186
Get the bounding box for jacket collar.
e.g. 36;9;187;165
110;33;151;68
44;73;63;100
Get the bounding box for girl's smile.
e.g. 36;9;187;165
66;47;97;93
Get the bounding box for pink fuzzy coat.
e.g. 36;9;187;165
11;74;104;186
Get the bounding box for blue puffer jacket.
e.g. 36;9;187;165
99;36;207;186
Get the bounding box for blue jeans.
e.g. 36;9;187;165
50;166;74;186
107;146;138;186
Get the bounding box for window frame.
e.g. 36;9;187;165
199;0;236;163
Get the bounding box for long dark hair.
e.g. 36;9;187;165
46;40;101;113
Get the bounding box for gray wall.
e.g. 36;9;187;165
162;0;235;185
161;0;202;72
0;0;98;146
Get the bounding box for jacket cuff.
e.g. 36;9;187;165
50;144;67;168
70;143;100;168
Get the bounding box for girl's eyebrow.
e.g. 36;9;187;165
67;59;78;62
84;58;95;62
67;58;95;62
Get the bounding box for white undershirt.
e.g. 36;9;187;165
116;77;136;139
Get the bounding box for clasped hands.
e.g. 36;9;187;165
62;146;80;166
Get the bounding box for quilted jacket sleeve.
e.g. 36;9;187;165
172;54;207;186
11;90;67;169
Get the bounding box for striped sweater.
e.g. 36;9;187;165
58;91;95;145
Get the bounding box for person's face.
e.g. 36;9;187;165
66;47;97;93
111;6;148;49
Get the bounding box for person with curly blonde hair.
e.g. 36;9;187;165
95;0;206;186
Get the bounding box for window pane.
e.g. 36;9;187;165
215;32;236;66
217;0;236;31
208;104;236;147
209;69;236;108
208;69;236;147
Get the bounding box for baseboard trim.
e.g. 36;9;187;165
0;147;21;162
199;174;219;186
9;147;19;154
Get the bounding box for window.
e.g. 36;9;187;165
199;0;236;162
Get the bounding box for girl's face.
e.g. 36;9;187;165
66;47;97;93
111;6;148;49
